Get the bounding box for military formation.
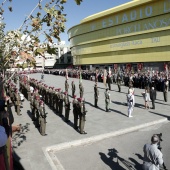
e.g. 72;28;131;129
18;73;87;135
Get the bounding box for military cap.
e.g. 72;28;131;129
73;95;76;98
57;88;61;91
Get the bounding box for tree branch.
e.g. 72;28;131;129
19;0;43;31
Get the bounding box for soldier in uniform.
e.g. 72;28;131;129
45;85;49;104
38;100;47;136
117;72;122;92
50;87;55;108
58;89;64;117
14;74;17;84
79;82;84;98
32;93;39;121
163;76;169;102
107;75;112;90
65;79;69;92
94;82;99;107
11;85;16;104
49;87;53;107
27;83;31;101
30;93;34;114
77;98;87;134
54;88;59;113
34;96;40;127
63;91;71;122
72;95;78;129
104;88;111;112
71;80;76;98
14;89;22;116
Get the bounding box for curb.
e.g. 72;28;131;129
43;118;168;170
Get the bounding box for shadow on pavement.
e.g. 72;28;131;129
99;148;143;170
109;108;127;117
135;153;143;161
111;100;126;106
135;103;145;109
12;123;30;149
155;101;170;106
129;157;143;170
149;111;170;120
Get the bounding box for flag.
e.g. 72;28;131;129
103;69;107;87
65;69;68;80
95;69;99;82
79;71;82;83
166;65;169;77
108;67;111;77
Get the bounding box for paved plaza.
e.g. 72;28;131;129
12;73;170;170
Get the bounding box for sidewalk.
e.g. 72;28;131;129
12;73;170;170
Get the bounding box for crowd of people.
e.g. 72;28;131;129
44;68;170;92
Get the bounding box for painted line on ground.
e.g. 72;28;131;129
43;118;168;170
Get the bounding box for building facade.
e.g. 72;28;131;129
35;41;73;69
68;0;170;71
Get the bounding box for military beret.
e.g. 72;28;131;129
77;98;82;102
39;100;44;105
73;95;76;99
35;96;39;100
63;91;67;95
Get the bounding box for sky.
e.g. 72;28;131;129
2;0;131;45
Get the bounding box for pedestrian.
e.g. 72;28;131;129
143;134;163;170
150;86;156;109
127;89;135;117
94;82;99;107
144;86;150;109
142;86;150;109
104;88;111;112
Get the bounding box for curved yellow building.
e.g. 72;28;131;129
68;0;170;69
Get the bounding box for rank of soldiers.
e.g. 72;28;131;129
18;74;87;135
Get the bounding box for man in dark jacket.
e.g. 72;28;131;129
150;86;156;109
